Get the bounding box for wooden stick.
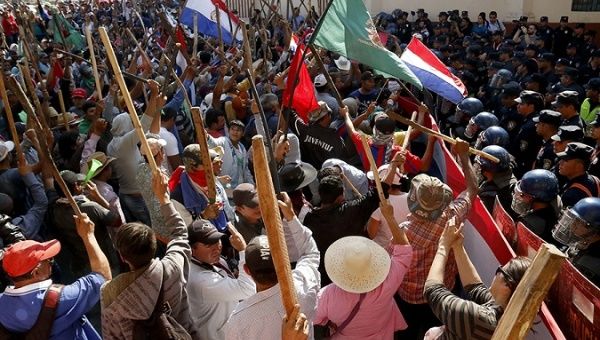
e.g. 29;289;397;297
359;134;386;203
190;107;217;203
125;28;153;66
55;49;88;63
215;3;224;52
0;75;23;155
18;60;51;136
251;134;298;315
241;23;254;79
387;111;500;163
170;68;193;109
309;44;343;106
340;172;362;198
491;244;566;340
122;71;150;84
98;26;159;174
86;27;103;100
9;77;82;216
193;13;199;57
57;89;70;131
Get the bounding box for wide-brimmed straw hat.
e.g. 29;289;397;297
325;236;391;293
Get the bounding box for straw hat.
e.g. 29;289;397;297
325;236;391;293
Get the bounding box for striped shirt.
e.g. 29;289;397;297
424;282;502;340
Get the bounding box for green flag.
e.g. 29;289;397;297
84;159;103;184
311;0;422;89
51;11;86;51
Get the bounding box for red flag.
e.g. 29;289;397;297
282;44;319;122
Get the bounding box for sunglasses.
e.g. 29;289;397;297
496;265;516;289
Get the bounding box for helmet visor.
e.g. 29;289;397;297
552;209;588;247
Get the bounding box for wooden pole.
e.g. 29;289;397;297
359;134;386;203
190;107;217;203
246;68;281;193
125;28;153;66
57;90;70;131
9;77;82;216
215;3;224;52
98;26;159;174
0;75;23;156
252;134;298;315
193;13;199;57
85;27;103;100
491;244;566;340
386;111;500;163
18;60;51;136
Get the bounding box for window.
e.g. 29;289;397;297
572;0;600;11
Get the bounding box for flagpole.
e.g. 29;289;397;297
246;68;281;194
281;0;336;133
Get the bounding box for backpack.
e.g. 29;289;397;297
132;268;191;340
0;284;64;340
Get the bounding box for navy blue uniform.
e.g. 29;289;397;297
510;113;542;177
561;173;600;208
534;139;557;170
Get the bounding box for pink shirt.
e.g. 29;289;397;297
315;244;413;339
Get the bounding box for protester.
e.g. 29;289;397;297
187;220;255;340
0;213;111;338
100;172;197;339
397;139;478;340
315;188;412;339
424;217;532;339
223;192;320;340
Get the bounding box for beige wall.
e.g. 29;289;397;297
362;0;600;23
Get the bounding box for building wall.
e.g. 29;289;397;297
363;0;600;23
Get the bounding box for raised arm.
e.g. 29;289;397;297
454;139;478;200
75;213;112;281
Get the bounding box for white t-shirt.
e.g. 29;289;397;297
370;193;410;247
159;127;179;174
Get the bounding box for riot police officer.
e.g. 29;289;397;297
512;169;561;244
449;97;484;138
557;142;598;207
474;126;510;150
553;90;584;128
475;145;516;214
533;109;562;170
464;111;499;144
552;197;600;287
510;90;544;177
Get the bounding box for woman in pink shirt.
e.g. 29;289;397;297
315;184;413;340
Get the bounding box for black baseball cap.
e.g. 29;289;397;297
188;219;225;245
232;183;260;208
551;125;584;142
514;90;544;106
552;90;580;107
556;142;593;162
245;235;275;272
533;110;561;126
585;78;600;91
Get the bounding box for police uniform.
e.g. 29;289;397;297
570;240;600;287
510;91;544;177
553;17;574;56
553;90;585;128
557;142;598;207
519;206;560;245
533;110;562;170
537;17;554;50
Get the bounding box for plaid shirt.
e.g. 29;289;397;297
398;191;472;304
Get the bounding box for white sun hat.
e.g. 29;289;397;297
334;56;351;71
325;236;391;293
367;163;403;185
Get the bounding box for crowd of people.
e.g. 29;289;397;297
0;0;598;339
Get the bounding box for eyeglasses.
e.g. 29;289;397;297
496;265;516;289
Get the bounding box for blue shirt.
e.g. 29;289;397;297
0;273;105;339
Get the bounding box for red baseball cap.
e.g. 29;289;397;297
2;240;61;277
72;88;87;99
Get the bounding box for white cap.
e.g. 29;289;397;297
314;74;327;87
334;56;351;71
